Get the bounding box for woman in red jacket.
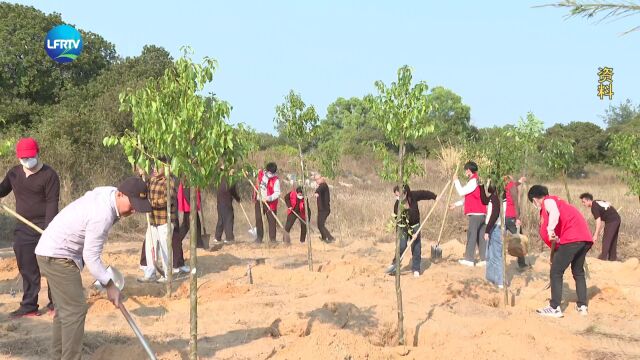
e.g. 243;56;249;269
528;185;593;318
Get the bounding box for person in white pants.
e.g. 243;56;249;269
138;160;180;283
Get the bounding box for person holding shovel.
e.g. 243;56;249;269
450;161;487;267
503;175;529;270
385;184;437;278
35;177;152;360
528;185;593;318
214;177;240;243
314;173;335;243
283;186;310;243
579;193;621;261
253;162;281;243
0;137;59;318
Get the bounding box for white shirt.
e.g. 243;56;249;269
260;174;281;202
544;198;560;236
35;187;120;285
452;178;484;216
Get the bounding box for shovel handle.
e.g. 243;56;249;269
119;303;157;360
238;202;254;229
1;205;44;234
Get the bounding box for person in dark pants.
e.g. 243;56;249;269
503;175;529;270
215;177;240;243
0;137;59;318
580;193;621;261
385;184;437;278
252;163;281;243
177;183;203;248
529;185;593;318
283;186;310;243
314;174;334;243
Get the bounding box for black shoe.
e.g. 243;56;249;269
10;307;41;318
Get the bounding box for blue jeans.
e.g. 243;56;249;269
391;224;422;272
485;225;503;286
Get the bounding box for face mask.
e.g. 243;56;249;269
396;196;400;201
297;194;304;200
265;171;274;178
20;157;38;170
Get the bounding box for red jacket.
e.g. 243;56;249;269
253;169;278;211
464;173;486;215
539;195;592;250
286;191;307;220
504;181;517;218
177;183;201;212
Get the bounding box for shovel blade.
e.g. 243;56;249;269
248;227;257;239
430;244;442;260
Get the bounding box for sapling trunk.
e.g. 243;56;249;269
394;138;405;346
166;165;173;297
298;143;313;271
562;172;572;204
189;186;198;360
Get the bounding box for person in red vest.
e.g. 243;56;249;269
283;186;310;244
503;175;529;270
450;161;487;267
253;162;281;243
528;185;593;318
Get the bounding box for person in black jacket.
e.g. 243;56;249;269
385;184;437;278
215;177;240;243
283;186;310;244
479;182;503;287
0;138;59;317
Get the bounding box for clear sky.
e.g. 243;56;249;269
12;1;640;134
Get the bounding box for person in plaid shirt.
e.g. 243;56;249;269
138;158;181;283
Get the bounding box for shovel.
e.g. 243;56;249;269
432;164;460;261
0;205;157;359
238;202;257;240
93;266;157;360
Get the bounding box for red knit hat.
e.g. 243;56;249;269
15;138;39;158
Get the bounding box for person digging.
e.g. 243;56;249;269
283;186;311;244
314;173;335;243
502;174;530;271
528;185;593;318
579;192;621;261
385;184;437;278
35;177;152;360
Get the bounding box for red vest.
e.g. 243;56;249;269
287;191;306;220
464;173;486;215
504;181;517;218
253;169;278;211
539;195;592;250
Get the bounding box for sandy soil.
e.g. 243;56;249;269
0;232;639;360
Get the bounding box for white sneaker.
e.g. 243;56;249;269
458;259;475;267
172;268;180;275
576;305;588;316
136;275;157;283
476;261;487;267
179;265;190;273
536;305;563;318
498;284;504;289
413;271;420;278
156;276;167;284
